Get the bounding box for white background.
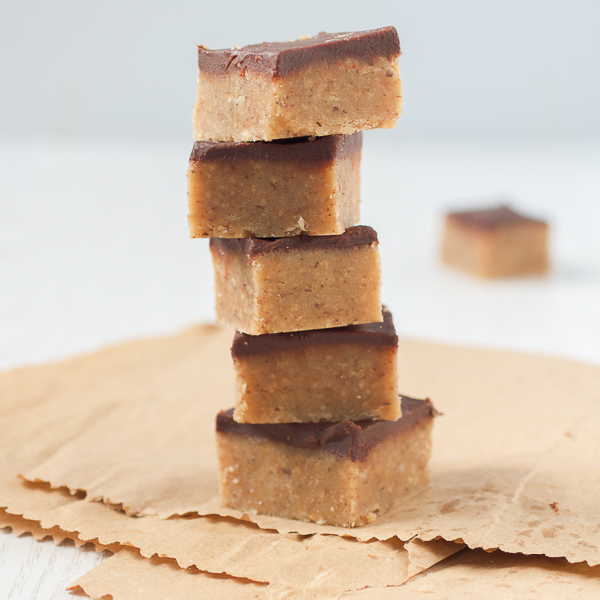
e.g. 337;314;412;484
1;1;600;598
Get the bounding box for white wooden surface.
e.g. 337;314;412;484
1;137;599;598
0;533;110;600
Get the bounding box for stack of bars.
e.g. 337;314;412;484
188;26;436;527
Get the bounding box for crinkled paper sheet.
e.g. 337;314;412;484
11;326;600;564
2;488;457;596
0;327;458;596
70;547;600;600
0;507;119;553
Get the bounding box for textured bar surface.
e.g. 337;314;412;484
210;226;382;335
217;397;435;527
232;307;399;423
441;205;549;278
193;27;402;141
188;134;361;238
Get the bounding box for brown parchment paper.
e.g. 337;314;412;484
2;485;458;595
16;326;600;564
0;507;119;552
1;506;71;546
70;549;268;600
71;547;600;600
344;549;600;599
0;327;458;594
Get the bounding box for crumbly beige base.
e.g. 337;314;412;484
217;419;432;527
233;343;399;423
187;152;360;238
194;56;402;142
211;243;382;335
441;219;549;278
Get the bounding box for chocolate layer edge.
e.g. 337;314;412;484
232;306;397;357
447;206;548;230
198;27;400;78
216;396;437;462
210;225;378;258
190;133;362;166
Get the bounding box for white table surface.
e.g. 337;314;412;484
1;136;599;598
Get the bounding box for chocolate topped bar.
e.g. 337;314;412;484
448;206;545;230
217;394;434;526
190;133;361;166
210;225;377;258
231;307;398;423
442;205;549;277
232;306;397;358
198;27;400;77
194;27;402;141
188;133;361;238
216;396;436;462
210;224;381;334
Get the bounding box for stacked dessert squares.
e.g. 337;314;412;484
188;26;436;527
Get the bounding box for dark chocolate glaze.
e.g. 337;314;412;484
189;133;362;166
198;27;400;77
210;226;377;258
448;206;546;230
232;306;396;357
216;396;436;462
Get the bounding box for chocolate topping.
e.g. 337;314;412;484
448;206;546;230
216;396;436;462
190;133;362;166
232;306;396;357
198;27;400;77
210;226;378;258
